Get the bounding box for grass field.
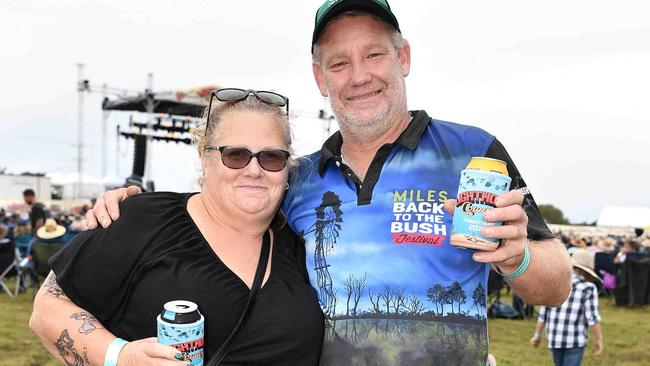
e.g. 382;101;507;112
1;284;649;366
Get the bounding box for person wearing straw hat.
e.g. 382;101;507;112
36;218;67;242
531;249;604;366
32;218;67;277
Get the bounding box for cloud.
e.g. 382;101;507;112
496;28;650;57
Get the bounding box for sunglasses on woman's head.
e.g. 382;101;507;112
204;146;290;172
205;88;289;137
215;88;288;110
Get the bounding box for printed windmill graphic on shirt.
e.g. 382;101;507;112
300;191;343;318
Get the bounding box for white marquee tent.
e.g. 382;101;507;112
597;206;650;229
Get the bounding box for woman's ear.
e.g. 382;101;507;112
200;153;208;172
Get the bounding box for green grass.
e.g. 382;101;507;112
0;286;58;366
1;282;649;366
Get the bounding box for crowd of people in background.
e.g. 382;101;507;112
557;229;650;256
0;190;94;244
556;228;650;300
0;212;84;243
554;227;650;303
0;190;95;291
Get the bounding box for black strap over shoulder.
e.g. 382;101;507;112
206;230;271;366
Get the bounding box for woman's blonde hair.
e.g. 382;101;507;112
194;95;297;185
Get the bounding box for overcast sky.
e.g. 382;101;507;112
1;0;648;224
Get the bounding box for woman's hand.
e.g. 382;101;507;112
118;337;190;365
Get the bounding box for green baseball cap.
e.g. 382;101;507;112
312;0;401;53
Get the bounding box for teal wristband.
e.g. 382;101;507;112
492;241;531;279
104;338;129;366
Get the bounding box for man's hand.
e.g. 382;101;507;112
444;189;528;272
118;337;190;366
82;186;142;230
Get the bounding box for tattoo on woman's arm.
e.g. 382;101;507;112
70;312;104;335
44;272;66;298
54;329;89;366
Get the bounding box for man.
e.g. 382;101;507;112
87;1;571;364
23;188;48;236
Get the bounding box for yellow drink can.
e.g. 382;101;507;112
450;157;511;251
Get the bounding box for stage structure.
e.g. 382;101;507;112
76;64;142;199
104;84;218;191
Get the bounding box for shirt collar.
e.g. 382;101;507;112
317;110;431;175
572;273;587;284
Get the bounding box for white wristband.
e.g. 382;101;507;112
104;338;129;366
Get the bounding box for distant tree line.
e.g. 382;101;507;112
539;204;596;226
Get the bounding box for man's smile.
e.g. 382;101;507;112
347;90;381;101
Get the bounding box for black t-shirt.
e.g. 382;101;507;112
30;202;48;234
51;192;324;365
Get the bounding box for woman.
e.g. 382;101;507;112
30;89;324;365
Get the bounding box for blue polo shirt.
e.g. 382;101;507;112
284;110;552;366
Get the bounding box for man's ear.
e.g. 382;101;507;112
397;39;411;77
312;63;329;97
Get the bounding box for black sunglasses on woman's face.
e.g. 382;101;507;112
204;146;290;172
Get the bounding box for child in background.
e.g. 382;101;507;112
13;216;32;244
530;249;603;366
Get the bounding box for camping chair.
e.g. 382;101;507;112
32;242;65;280
15;234;33;257
14;235;39;297
0;238;21;297
512;293;536;319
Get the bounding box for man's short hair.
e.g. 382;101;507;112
23;189;35;197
